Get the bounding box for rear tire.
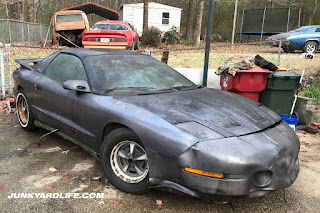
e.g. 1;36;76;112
130;39;134;50
16;89;36;131
100;128;149;194
304;41;318;53
134;39;139;50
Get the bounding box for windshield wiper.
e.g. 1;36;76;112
171;85;203;91
104;87;154;94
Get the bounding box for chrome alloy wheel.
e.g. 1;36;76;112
110;141;149;183
306;42;317;53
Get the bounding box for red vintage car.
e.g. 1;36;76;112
82;20;139;50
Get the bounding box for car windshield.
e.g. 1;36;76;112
85;55;195;93
91;23;129;31
289;26;313;33
56;14;83;22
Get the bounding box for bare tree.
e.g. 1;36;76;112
308;0;318;25
143;0;149;34
185;0;196;42
193;0;204;47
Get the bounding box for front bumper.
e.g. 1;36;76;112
147;121;300;198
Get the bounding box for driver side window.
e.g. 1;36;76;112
45;53;87;83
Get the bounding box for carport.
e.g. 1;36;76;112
61;2;120;20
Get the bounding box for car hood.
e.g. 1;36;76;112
113;88;281;137
268;32;296;40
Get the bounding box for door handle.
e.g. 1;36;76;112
34;84;41;91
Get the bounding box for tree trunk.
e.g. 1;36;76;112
143;0;149;34
308;0;318;25
185;0;196;42
193;0;204;47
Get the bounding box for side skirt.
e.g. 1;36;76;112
34;120;100;160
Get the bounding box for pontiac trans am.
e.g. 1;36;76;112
13;49;300;199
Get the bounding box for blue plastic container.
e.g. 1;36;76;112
280;114;299;131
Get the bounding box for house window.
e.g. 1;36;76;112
162;12;169;25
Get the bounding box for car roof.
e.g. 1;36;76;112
60;48;143;58
94;20;128;24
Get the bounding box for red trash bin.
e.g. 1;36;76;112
220;67;272;102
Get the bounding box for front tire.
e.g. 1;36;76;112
283;46;294;53
100;128;149;194
16;89;36;131
304;41;318;53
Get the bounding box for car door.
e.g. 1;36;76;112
33;53;89;140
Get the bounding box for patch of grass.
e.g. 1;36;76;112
303;85;320;105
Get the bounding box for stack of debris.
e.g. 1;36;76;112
216;56;255;76
0;98;16;115
305;123;320;135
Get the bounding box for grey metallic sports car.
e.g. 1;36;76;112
13;49;299;199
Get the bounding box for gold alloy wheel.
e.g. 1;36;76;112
17;93;29;126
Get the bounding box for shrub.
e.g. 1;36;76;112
211;34;222;42
142;27;162;47
163;27;181;45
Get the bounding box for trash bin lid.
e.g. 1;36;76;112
269;71;301;79
237;67;272;74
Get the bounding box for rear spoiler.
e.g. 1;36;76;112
15;58;44;70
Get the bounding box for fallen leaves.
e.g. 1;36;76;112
61;150;70;155
111;201;128;206
63;173;72;178
40;166;47;169
98;201;105;205
44;146;61;152
0;185;6;190
35;160;42;163
156;200;163;208
92;177;101;181
45;186;53;191
49;167;58;172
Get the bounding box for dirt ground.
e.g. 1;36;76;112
0;112;320;213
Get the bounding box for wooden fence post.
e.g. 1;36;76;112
161;51;169;64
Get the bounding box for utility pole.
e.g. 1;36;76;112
231;0;238;50
203;0;214;87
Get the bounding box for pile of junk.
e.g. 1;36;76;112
216;55;303;131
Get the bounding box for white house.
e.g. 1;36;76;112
120;2;182;35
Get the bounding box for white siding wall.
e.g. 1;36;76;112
122;3;181;35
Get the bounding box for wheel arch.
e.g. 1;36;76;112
17;85;24;91
305;39;320;44
102;122;135;142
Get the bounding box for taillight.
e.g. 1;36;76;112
113;38;127;42
83;37;98;41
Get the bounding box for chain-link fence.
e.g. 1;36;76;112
0;35;319;99
0;19;52;44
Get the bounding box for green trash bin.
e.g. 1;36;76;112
259;71;301;114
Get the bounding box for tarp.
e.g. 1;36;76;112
61;2;120;20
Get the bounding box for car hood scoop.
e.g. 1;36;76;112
113;88;281;137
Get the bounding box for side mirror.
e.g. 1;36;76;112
62;80;91;93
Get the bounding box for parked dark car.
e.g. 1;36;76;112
267;25;320;53
13;49;300;199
